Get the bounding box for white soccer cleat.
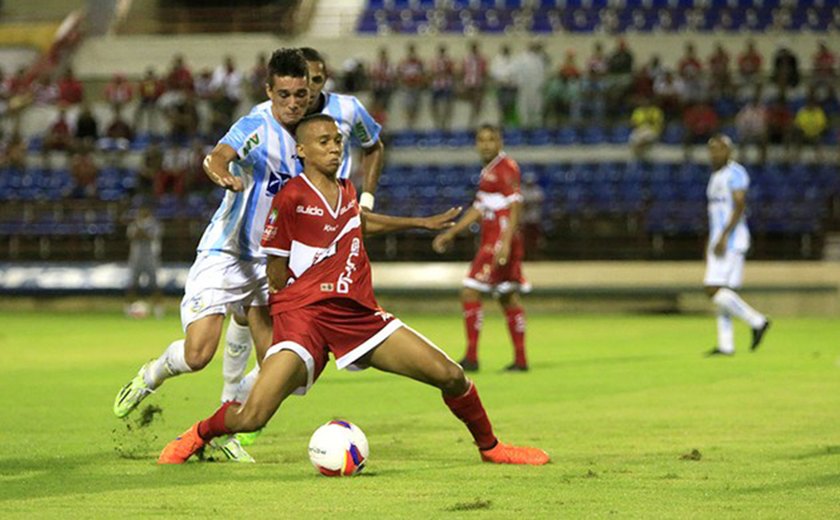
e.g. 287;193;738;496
205;436;256;463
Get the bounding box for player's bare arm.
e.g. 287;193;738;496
432;206;482;253
362;207;460;236
714;190;746;257
203;143;244;192
494;199;521;267
359;140;385;210
266;255;290;293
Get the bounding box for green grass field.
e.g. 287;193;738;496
1;309;838;518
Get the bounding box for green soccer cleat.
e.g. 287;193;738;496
204;436;256;463
235;429;263;447
113;362;154;418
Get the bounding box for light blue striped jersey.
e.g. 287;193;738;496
252;92;381;180
196;110;300;261
706;160;750;253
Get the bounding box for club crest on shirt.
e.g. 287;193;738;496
268;208;278;225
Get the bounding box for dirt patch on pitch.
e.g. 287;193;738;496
446;499;491;512
112;405;164;460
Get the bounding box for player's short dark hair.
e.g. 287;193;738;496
476;123;501;137
295;113;338;141
299;47;325;66
266;48;308;86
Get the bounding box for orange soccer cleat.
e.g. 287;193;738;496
157;423;206;464
480;441;550;465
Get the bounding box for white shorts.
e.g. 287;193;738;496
179;251;269;331
703;250;745;289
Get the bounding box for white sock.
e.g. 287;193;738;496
221;320;253;402
233;367;260;404
144;340;192;389
713;288;766;329
716;312;735;354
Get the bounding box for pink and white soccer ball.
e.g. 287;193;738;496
308;420;369;477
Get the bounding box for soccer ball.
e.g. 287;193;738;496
308;420;369;477
126;300;150;319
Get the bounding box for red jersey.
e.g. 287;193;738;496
462;52;487;88
261;175;377;315
473;153;523;247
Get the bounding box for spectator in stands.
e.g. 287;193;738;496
155;143;189;197
515;42;547;129
57;67;84;105
125;203;164;319
136;139;162;196
520;172;545;260
166;89;199;145
653;70;685;121
629;97;664;162
543;66;567;128
32;75;59;105
461;41;488;129
135;68;164;134
166;54;194;92
2;131;27;170
771;42;800;90
430;44;456;131
559;50;580;81
42;106;73;168
490;44;517;127
708;42;732;99
340;57;367;93
737;39;763;90
735;89;768;164
765;93;793;161
246;52;268;103
369;47;397;123
0;67;8;117
682;99;719;162
793;92;828;162
104;73;134;111
185;138;215;197
606;38;634;116
811;41;837;103
628;56;657;107
398;43;425;130
101;106;134;154
210;55;243;132
75;102;99;142
678;42;703;79
67;139;99;199
5;66;27;98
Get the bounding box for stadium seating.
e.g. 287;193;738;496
357;0;839;34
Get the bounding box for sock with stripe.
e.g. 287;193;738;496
443;382;497;450
462;300;483;363
504;306;527;366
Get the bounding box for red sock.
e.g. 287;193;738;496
443;382;497;450
462;301;483;363
197;401;238;441
505;306;527;366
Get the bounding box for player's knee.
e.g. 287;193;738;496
461;288;481;303
437;361;468;396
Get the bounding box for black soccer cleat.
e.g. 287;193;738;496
459;358;479;372
503;362;529;372
705;347;733;357
751;320;771;352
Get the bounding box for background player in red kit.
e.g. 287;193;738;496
158;114;549;466
433;124;529;372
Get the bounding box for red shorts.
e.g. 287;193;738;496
265;299;403;394
464;243;529;294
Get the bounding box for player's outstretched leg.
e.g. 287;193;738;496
114;315;224;418
221;315;253;403
709;287;770;353
158;350;306;464
460;288;483;372
499;292;528;371
365;325;549;465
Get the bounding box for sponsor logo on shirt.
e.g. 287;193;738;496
336;237;361;294
267;170;292;196
320;283;334;292
261;225;276;243
352;121;371;143
323;224;338;232
339;200;356;216
239;130;261;158
297;205;325;216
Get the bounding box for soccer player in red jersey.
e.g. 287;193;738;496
432;125;529;372
158;115;549;466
